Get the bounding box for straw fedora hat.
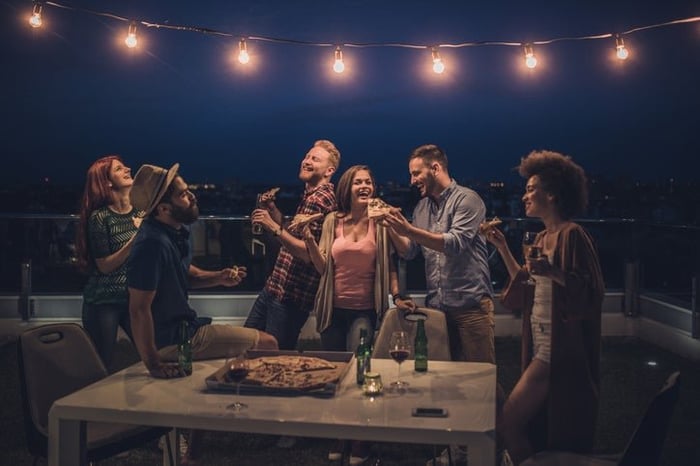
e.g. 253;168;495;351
130;163;180;216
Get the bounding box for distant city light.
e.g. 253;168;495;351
646;360;658;367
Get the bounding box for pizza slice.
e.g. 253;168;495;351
287;212;324;231
478;216;503;235
367;197;396;218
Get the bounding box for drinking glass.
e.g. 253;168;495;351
225;354;249;411
522;232;541;285
389;331;411;392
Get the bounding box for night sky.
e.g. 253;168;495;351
1;0;698;186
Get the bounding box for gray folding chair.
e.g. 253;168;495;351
17;323;174;466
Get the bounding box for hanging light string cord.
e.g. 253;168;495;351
41;1;700;49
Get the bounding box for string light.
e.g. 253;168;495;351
29;2;42;28
615;35;629;60
431;47;445;74
333;46;345;74
125;22;138;48
523;44;537;69
24;2;700;77
238;38;250;64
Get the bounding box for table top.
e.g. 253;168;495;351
50;357;496;445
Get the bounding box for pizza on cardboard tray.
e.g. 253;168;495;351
229;355;339;391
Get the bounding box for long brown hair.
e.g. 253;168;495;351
75;155;122;273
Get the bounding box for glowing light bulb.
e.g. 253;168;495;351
125;22;138;48
615;36;629;60
333;46;345;73
431;48;445;74
238;39;250;64
523;44;537;69
29;3;42;28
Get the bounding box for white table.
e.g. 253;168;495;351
49;358;496;465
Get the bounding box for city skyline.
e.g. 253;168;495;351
2;0;699;185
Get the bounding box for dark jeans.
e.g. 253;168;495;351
82;302;132;368
243;288;309;350
320;308;376;352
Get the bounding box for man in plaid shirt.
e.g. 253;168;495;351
246;140;340;350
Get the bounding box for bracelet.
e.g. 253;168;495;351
273;227;283;237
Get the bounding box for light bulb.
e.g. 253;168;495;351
125;22;137;48
238;39;250;64
333;47;345;74
524;44;537;69
431;48;445;74
616;36;629;60
29;3;42;28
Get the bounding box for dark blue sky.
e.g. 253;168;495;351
2;0;698;185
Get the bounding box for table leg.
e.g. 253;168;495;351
48;415;86;466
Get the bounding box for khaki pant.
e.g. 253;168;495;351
445;297;496;363
158;324;259;362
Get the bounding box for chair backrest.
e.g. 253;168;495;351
618;371;681;466
17;323;107;457
372;307;451;361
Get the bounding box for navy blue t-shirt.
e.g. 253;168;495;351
128;218;197;348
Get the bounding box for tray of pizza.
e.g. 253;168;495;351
205;350;354;398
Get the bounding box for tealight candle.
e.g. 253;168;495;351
362;372;383;396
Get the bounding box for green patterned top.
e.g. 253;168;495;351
82;206;139;305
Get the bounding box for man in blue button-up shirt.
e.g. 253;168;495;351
383;144;495;364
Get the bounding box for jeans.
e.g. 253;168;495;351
320;308;376;352
243;288;309;350
82;301;132;368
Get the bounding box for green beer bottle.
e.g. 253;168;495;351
414;319;428;372
178;320;193;376
356;328;371;385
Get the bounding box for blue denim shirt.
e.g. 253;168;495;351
404;180;493;311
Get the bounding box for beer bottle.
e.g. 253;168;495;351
178;320;193;376
356;328;371;385
414;319;428;372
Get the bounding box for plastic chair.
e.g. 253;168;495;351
521;371;681;466
17;323;173;466
372;307;451;361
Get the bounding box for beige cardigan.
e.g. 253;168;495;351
314;212;392;334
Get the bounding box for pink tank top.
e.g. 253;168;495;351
331;217;376;310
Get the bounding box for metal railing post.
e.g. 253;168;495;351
692;276;699;339
624;260;640;316
18;260;33;321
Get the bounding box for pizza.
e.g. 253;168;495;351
229;265;239;279
479;216;503;235
260;187;280;201
232;355;339;390
287;212;324;231
367;197;395;218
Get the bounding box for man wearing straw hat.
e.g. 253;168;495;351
127;163;278;380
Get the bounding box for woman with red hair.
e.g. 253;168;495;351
75;155;142;368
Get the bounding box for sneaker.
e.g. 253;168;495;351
158;433;188;457
328;439;347;461
349;440;371;466
500;449;514;466
275;435;298;448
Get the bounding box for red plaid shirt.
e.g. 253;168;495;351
264;182;336;311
